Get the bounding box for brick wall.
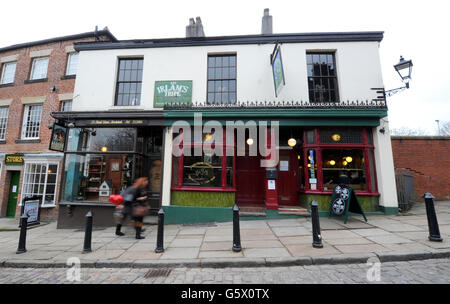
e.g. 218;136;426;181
391;136;450;201
0;33;114;220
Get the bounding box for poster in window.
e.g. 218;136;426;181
49;124;67;152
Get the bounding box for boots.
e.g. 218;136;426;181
115;224;125;236
135;226;145;239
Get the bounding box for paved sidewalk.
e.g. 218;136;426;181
1;201;450;268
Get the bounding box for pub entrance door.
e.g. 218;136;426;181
277;150;299;206
235;155;265;205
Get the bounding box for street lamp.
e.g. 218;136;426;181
385;56;413;97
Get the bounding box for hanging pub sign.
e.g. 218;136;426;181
49;123;67;152
329;184;368;224
5;153;24;166
154;80;193;108
271;43;285;97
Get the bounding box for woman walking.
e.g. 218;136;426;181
115;177;149;239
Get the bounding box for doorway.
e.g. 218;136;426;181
235;155;265;205
6;171;21;218
277;150;299;206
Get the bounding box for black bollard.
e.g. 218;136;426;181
232;204;242;252
82;211;93;253
155;208;165;253
311;200;323;248
424;193;443;242
16;215;28;254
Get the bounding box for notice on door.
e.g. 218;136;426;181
12;185;17;193
280;161;289;171
268;180;276;190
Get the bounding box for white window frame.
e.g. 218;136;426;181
60;100;72;111
65;52;79;76
0;106;9;140
21;104;43;140
30;57;49;80
20;161;59;207
1;61;17;84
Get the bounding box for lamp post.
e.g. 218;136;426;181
385;56;413;97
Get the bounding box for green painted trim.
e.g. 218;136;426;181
171;191;235;207
379;206;399;215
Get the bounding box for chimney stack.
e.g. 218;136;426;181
186;17;205;38
261;8;273;35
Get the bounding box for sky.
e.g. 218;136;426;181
1;0;449;134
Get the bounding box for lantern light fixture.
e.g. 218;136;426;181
329;160;336;166
288;138;297;147
101;146;108;152
385;55;413;97
246;138;254;146
345;156;353;163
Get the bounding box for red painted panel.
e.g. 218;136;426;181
277;150;299;206
235;155;265;205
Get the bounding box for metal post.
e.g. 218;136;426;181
83;211;93;253
311;200;323;248
16;215;28;254
155;208;165;253
232;204;242;252
424;193;443;242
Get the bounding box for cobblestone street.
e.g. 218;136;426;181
0;258;449;284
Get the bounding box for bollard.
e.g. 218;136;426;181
82;211;93;253
232;204;242;252
424;193;443;242
311;200;323;248
155;208;165;253
16;215;28;254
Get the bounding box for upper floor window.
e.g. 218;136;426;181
61;100;72;112
30;57;49;80
21;104;42;139
66;52;79;76
1;61;17;84
306;53;339;103
207;54;236;105
115;58;143;106
0;106;9;140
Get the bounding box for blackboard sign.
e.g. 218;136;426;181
329;185;367;224
20;200;41;227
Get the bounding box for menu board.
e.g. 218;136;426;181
21;200;40;227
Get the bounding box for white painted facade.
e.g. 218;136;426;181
72;37;398;209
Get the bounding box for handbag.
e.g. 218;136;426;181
132;204;149;217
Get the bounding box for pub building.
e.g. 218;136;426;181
53;11;398;227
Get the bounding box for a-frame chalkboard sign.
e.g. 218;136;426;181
328;185;367;224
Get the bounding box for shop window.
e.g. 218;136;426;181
30;57;49;80
306;53;339;102
67;128;136;152
0;106;8;140
115;58;143;106
21;162;58;207
207;54;237;105
322;149;367;191
320;128;363;144
1;61;16;84
21;104;42;139
306;149;317;190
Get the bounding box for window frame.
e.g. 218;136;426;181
0;106;9;140
30;56;49;80
114;58;144;106
60;100;72;112
171;129;236;192
0;61;17;84
65;52;79;76
21;104;43;140
206;54;237;105
301;127;378;195
306;52;340;103
20;161;59;207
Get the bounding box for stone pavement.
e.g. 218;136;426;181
1;201;450;268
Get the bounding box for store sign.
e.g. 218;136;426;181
49;124;67;152
5;153;24;165
271;45;285;97
89;119;145;126
154;80;193;108
187;162;216;185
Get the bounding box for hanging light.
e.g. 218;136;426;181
246;138;254;146
307;164;311;168
343;160;348;166
101;146;108;152
329;160;336;166
345;156;353;163
288;138;297;147
332;134;341;142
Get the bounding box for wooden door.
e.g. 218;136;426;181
277;150;299;206
235;155;265;205
7;171;21;217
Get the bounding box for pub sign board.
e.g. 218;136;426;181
49;124;67;152
5;153;24;166
154;80;193;108
271;45;285;97
328;185;367;224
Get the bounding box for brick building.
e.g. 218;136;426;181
391;136;450;201
0;29;116;220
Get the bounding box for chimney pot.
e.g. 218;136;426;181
261;8;273;35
